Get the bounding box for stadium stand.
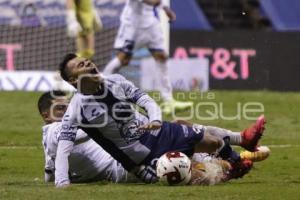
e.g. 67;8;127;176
196;0;271;30
260;0;300;31
171;0;212;30
0;0;123;71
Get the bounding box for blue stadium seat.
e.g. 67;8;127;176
170;0;212;30
260;0;300;31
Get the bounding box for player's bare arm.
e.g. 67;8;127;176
138;120;162;131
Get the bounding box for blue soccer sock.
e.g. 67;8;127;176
217;136;241;164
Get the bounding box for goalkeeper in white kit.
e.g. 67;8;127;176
103;0;193;114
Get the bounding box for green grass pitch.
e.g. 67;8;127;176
0;91;300;200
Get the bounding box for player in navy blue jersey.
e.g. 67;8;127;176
55;53;266;187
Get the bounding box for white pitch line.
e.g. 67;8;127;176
0;146;40;150
267;144;300;148
0;144;299;150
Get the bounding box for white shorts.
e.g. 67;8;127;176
114;22;165;54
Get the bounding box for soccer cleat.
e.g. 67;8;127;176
240;146;270;162
225;159;253;180
162;100;193;115
240;115;266;152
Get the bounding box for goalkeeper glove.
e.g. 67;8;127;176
66;10;82;37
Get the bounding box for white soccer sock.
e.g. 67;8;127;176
103;57;122;75
155;60;173;102
205;126;242;145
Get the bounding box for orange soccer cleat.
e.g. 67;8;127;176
240;146;270;162
240;115;266;152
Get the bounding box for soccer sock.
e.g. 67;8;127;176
155;60;173;102
205;126;242;146
217;137;241;164
103;57;122;75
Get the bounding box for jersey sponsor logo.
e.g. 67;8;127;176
82;103;106;121
60;124;77;141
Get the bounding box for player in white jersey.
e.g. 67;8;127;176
38;91;136;184
103;0;192;115
55;54;266;187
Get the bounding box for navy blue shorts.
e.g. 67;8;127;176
139;121;204;168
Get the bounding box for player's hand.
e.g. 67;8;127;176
172;119;193;127
134;165;159;184
66;10;83;37
67;20;82;37
163;6;176;22
138;121;162;131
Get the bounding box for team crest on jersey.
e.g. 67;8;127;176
120;119;145;143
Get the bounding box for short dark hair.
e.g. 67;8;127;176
59;53;77;81
37;90;67;115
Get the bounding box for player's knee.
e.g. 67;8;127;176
195;133;221;153
153;51;168;62
208;137;222;152
215;138;224;149
117;52;131;66
121;57;131;66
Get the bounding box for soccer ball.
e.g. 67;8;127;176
156;151;192;185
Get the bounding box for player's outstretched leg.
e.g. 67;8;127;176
151;51;193;115
218;139;254;180
198;115;266;152
103;52;131;75
193;136;253;181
